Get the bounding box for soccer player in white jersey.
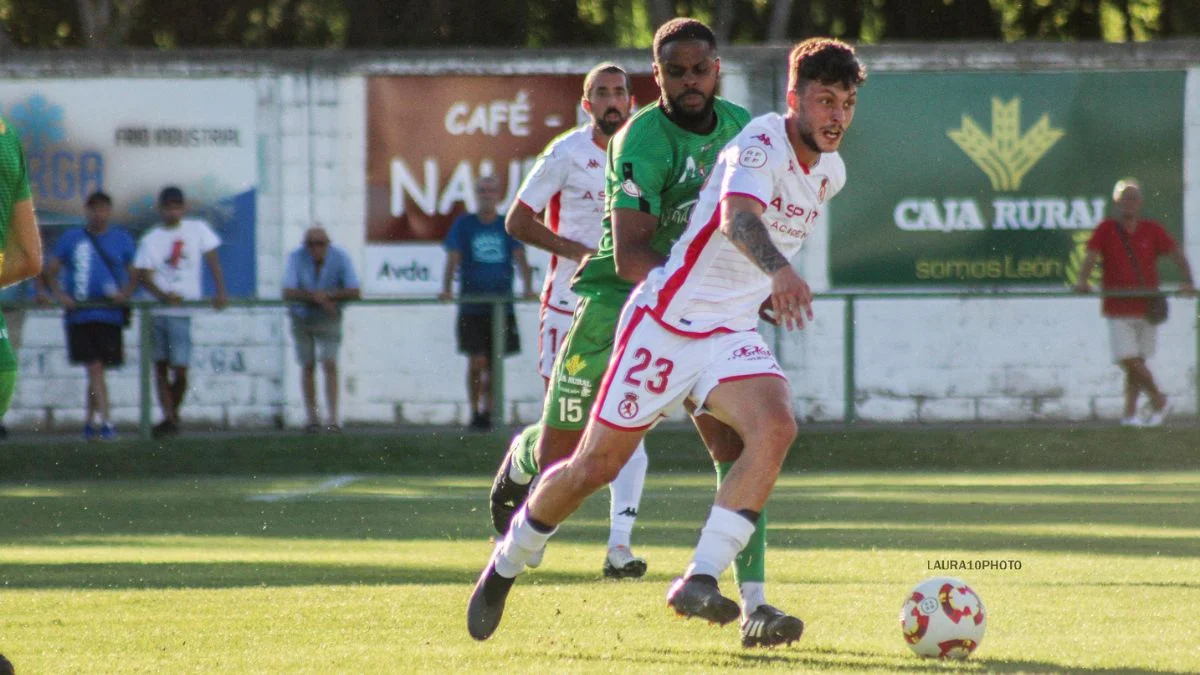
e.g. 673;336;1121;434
494;62;651;578
469;37;866;641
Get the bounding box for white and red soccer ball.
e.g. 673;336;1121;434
899;576;987;659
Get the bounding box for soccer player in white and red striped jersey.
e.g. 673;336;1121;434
494;62;651;579
470;37;865;640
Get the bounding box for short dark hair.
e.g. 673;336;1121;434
787;38;867;93
0;653;13;675
583;62;631;98
652;18;716;62
85;191;112;207
158;185;184;205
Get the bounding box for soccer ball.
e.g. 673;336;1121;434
898;576;986;659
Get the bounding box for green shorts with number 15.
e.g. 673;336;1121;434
542;295;622;431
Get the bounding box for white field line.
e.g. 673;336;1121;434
248;474;360;502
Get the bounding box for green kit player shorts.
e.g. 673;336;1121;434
543;295;623;431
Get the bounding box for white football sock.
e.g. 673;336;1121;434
684;506;756;581
494;506;556;578
739;581;767;615
607;440;648;550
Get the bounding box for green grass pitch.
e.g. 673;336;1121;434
0;428;1199;672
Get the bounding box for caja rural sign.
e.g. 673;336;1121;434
830;71;1185;287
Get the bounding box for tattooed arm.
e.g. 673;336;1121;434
722;203;789;274
720;195;813;330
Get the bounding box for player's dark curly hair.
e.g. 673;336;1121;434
652;18;716;61
583;62;631;98
787;38;866;92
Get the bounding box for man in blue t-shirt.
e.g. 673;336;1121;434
44;191;137;440
440;175;535;430
282;226;361;433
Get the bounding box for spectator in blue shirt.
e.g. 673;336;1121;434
283;226;361;432
439;175;535;430
44;191;136;440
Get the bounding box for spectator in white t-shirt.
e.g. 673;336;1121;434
134;186;228;437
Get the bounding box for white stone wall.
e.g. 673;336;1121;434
5;50;1198;430
769;295;1196;424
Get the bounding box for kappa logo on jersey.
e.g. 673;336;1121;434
617;392;640;420
752;133;772;148
788;160;796;174
818;177;830;203
563;354;587;377
586;159;601;169
677;156;709;184
732;345;774;361
165;240;186;269
621;179;642;198
738;147;768;169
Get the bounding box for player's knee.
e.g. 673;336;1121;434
575;452;625;491
752;412;797;459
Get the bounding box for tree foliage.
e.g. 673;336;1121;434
0;0;1195;48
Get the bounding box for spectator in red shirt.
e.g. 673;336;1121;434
1075;178;1194;427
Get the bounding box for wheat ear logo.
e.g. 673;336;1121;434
563;354;587;377
947;97;1065;191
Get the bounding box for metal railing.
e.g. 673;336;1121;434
6;287;1191;437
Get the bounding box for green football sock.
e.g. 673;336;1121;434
715;460;767;584
512;423;543;478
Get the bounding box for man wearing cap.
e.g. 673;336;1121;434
134;186;228;437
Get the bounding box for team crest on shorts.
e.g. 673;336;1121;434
617;392;640;420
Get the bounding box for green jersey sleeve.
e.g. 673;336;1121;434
0;119;30;203
606;119;670;218
0;116;31;254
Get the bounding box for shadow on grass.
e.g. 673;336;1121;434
500;643;1193;674
3;482;1200;558
0;562;606;590
8;557;1200;595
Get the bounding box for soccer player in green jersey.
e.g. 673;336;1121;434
0;115;44;417
477;18;803;648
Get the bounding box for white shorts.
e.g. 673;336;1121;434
538;304;575;380
1108;317;1156;363
594;304;786;430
